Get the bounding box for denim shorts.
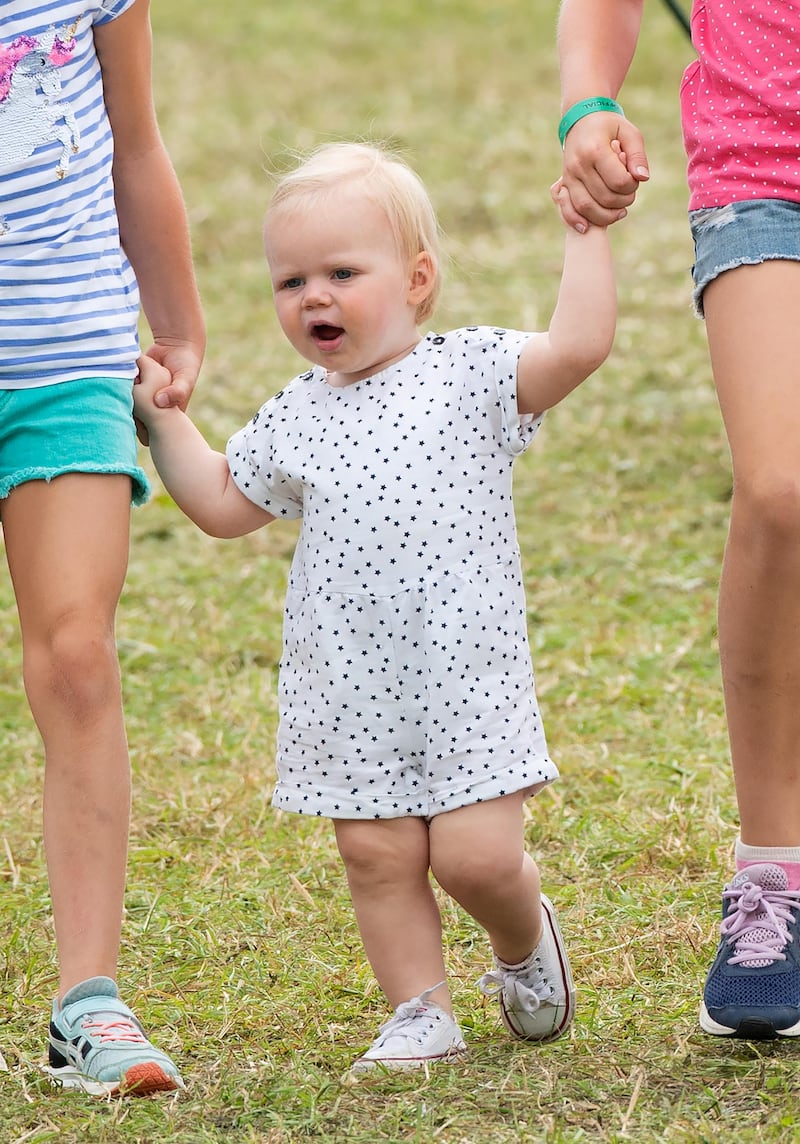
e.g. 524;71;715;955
690;198;800;317
0;377;149;504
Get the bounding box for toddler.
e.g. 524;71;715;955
134;142;615;1069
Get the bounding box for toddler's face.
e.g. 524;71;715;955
265;187;427;386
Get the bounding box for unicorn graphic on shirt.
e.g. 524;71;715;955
0;23;80;179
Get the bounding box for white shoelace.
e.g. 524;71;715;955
373;982;446;1046
478;963;551;1015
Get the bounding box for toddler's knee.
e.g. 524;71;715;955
433;847;520;900
24;616;120;722
336;829;403;882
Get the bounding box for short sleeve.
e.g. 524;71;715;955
226;390;304;520
94;0;140;25
456;327;544;457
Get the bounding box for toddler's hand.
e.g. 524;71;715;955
144;340;203;411
551;141;630;232
133;355;173;444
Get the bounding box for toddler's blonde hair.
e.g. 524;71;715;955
267;142;442;323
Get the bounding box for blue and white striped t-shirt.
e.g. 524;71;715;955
0;0;140;388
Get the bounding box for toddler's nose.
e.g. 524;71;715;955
302;279;332;308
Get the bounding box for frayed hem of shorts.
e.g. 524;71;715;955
693;253;800;317
0;465;150;505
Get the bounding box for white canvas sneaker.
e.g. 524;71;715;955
478;893;576;1041
351;984;467;1073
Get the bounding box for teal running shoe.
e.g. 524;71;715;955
46;976;183;1096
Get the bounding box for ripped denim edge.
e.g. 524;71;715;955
691;204;737;231
692;252;800;318
0;463;150;505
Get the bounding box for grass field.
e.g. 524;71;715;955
3;1;798;1141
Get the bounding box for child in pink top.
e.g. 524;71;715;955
556;0;800;1039
682;0;800;209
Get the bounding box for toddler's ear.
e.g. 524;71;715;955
408;250;436;305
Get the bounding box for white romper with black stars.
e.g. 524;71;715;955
226;328;559;819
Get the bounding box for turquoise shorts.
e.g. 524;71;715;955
0;377;150;505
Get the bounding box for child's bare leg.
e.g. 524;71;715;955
430;792;574;1042
428;792;541;963
2;475;132;1000
333;816;450;1010
704;262;800;848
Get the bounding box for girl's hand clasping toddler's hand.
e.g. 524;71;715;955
551;142;630;232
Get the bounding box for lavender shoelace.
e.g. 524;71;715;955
721;879;800;968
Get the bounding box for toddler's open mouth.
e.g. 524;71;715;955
311;323;344;343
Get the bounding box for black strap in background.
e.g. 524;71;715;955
660;0;692;39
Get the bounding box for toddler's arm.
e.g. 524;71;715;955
134;358;273;539
516;220;616;415
95;0;205;412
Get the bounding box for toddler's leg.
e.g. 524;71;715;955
430;793;575;1041
334;816;467;1071
3;474;132;999
334;816;448;1009
429;792;540;964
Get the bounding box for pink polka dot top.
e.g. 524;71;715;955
680;0;800;209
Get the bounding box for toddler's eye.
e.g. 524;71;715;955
332;268;354;280
282;277;304;290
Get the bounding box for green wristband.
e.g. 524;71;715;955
558;97;624;148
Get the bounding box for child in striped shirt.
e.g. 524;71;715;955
0;0;204;1095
